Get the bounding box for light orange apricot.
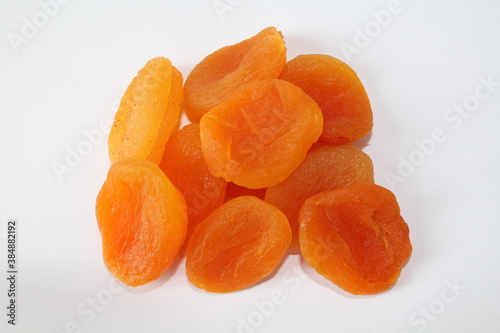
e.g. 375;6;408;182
108;57;183;164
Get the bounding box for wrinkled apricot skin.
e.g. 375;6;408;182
96;158;187;287
200;79;323;189
108;57;183;164
299;183;412;295
279;54;372;144
159;123;227;238
265;144;374;249
184;27;286;123
186;196;291;293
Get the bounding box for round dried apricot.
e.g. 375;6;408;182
279;54;372;144
184;27;286;123
96;157;187;287
200;79;323;189
299;183;412;295
265;144;374;249
159;123;227;238
108;57;183;164
186;196;291;293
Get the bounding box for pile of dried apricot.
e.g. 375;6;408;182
95;27;412;295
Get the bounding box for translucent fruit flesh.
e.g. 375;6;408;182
186;196;291;293
159;123;227;238
200;78;323;189
184;27;287;123
265;144;374;248
108;57;183;164
299;183;412;295
279;54;372;144
96;157;187;287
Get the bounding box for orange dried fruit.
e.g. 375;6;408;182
200;78;323;189
299;183;412;295
265;144;374;249
96;157;187;287
108;57;183;164
279;54;372;144
186;196;291;293
97;29;413;295
184;26;286;123
159;123;227;238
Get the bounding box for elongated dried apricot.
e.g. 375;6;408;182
265;144;374;249
184;27;286;123
299;183;412;295
159;123;227;238
108;57;183;164
279;54;372;144
200;79;323;189
186;196;291;293
96;157;187;287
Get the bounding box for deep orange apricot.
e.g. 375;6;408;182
186;196;291;293
184;27;286;123
200;79;323;189
108;57;183;164
96;157;187;287
265;144;374;249
279;54;372;144
159;123;227;238
299;183;412;295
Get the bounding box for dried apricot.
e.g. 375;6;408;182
200;78;323;189
96;157;187;287
159;123;227;238
184;27;286;123
279;54;372;144
265;144;374;249
299;183;412;295
108;57;183;164
186;196;291;293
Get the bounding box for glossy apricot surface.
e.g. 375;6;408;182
299;183;412;295
96;158;187;286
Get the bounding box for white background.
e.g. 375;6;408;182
1;1;500;332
